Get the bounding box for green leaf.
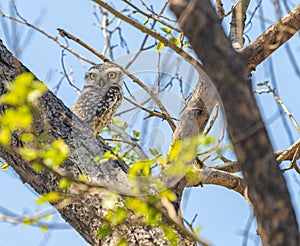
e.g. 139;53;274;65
19;147;38;161
133;130;140;138
168;140;181;161
97;223;111;239
128;160;153;177
32;162;43;172
161;224;178;246
36;191;60;204
113;207;128;225
106;207;128;225
27;81;48;103
1;162;9;171
20;133;35;142
125;197;160;225
22;218;36;226
142;17;149;25
194;225;202;234
0;128;11;146
43;214;52;221
40;225;49;232
257;81;269;86
161;27;172;34
117;238;127;246
0;106;32;131
41;139;69;167
156;41;165;52
168;37;180;47
58;178;70;190
102;193;119;210
78;174;87;182
185;167;200;185
160;190;177;202
149;148;161;157
98;157;109;164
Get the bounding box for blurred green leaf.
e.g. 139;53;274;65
133;130;140;138
20;133;35;142
149;148;161;157
36;191;60;204
40;225;49;232
161;224;178;246
194;225;202;234
168;37;180;47
142;17;149;25
41;140;69;167
19;147;38;161
156;41;165;52
0;128;11;146
43;214;52;221
22;218;36;226
97;223;111;239
161;27;172;34
125;197;160;225
116;238;127;246
1;162;9;171
106;207;128;225
102;193;119;210
160;189;176;202
32;162;43;172
58;178;70;190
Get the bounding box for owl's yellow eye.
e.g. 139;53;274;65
108;72;116;79
90;73;96;80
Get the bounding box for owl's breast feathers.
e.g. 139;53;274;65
93;86;123;132
71;86;123;132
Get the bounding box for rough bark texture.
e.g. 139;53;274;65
0;40;196;246
170;0;299;245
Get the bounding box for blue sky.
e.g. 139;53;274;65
0;1;299;245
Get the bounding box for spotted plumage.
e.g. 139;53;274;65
72;63;123;131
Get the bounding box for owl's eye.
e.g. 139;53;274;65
108;72;116;79
90;73;96;80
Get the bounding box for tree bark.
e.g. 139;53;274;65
0;40;196;246
170;0;299;245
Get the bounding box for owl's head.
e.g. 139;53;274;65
83;63;123;90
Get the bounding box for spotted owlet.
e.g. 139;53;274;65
72;63;124;132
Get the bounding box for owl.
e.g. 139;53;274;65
72;63;124;132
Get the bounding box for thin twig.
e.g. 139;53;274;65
254;82;300;134
0;11;95;65
107;123;149;160
92;0;202;70
276;137;300;163
123;0;182;33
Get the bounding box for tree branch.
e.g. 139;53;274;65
242;4;300;71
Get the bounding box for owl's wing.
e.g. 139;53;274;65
95;86;122;117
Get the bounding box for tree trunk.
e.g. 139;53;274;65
169;1;299;245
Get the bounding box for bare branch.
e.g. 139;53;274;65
243;4;300;71
276;137;300;163
186;167;247;198
229;0;250;49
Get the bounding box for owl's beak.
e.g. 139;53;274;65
99;78;104;87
